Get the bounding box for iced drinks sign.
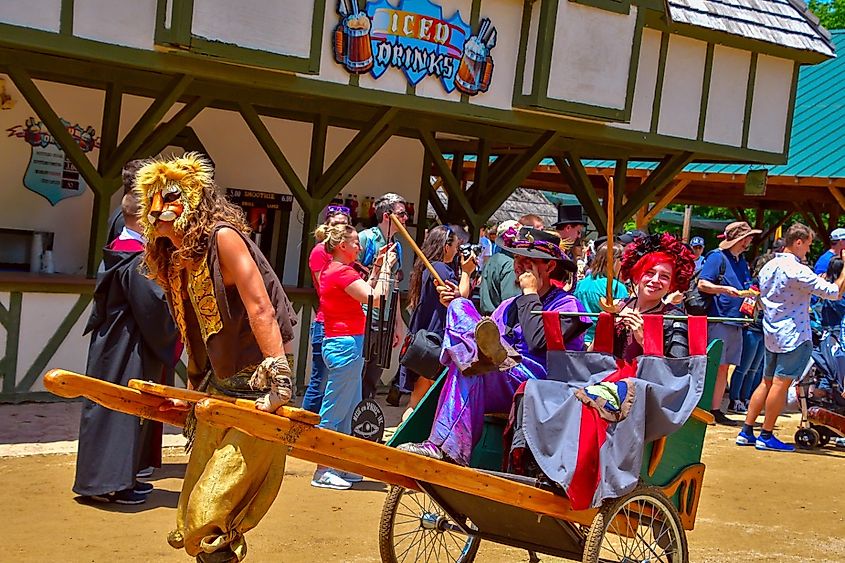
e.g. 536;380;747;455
333;0;496;96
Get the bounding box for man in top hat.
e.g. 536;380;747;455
690;236;706;271
698;221;760;426
397;227;591;466
813;227;845;275
554;205;589;252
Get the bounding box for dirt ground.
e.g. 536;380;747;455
4;415;844;563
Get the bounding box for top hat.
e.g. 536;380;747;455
495;227;577;272
553;204;588;228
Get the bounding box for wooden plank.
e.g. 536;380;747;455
554;155;607;233
127;379;321;425
135;95;211;158
642;179;690;224
828;186;845;213
6;65;102;191
194;398;599;527
420;130;477;224
615;152;694;226
103;74;192;178
240;103;310;207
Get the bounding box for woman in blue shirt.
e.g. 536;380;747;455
574;241;627;345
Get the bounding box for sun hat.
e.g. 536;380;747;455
717;221;761;250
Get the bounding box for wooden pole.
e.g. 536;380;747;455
605;178;615;301
682;205;693;242
389;213;445;287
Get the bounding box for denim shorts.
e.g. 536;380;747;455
708;323;743;366
763;340;813;380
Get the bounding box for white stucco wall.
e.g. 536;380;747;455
703;45;751;147
192;0;315;57
0;76;104;276
15;294;92;391
612;27;660;132
657;35;706;139
73;0;157;50
0;0;61;33
469;0;521;111
747;55;793;154
547;2;637;110
521;0;541;97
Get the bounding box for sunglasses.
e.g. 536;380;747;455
326;205;350;216
393;210;409;218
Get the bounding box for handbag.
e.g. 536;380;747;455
399;329;444;380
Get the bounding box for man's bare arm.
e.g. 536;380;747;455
216;228;284;357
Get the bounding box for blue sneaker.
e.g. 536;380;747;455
736;430;756;446
755;434;795;452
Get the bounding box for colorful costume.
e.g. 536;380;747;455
135;154;296;562
400;227;591;466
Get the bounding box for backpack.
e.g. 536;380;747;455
684;250;727;316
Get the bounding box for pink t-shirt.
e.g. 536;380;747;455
320;261;366;338
309;243;332;323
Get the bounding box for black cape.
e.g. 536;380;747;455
73;245;178;496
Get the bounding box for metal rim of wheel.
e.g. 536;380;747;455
795;427;820;449
812;425;831;446
378;485;481;563
582;487;688;563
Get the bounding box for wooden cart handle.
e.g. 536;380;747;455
389;213;446;287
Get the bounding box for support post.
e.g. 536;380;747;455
641;179;690;225
419;130;477;226
615;152;694;226
553;155;607;233
682;205;692;242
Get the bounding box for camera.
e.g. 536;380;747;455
459;243;483;260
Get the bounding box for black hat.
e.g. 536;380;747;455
495;227;577;272
553;204;588;227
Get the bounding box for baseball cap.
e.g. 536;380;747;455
831;228;845;242
690;236;705;247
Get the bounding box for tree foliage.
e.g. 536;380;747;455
809;0;845;30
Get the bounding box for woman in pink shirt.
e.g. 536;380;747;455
302;208;351;414
311;224;396;490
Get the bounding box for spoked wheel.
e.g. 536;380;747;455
379;485;481;563
795;427;821;449
583;487;688;563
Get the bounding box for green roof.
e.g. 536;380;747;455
577;30;845;179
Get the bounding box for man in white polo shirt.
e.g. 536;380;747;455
737;223;845;451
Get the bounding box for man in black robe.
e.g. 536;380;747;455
73;184;178;504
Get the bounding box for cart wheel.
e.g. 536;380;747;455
583;487;688;563
379;485;481;563
795;427;820;449
812;425;831;447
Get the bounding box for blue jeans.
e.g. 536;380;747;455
301;321;328;414
730;329;765;402
319;335;365;435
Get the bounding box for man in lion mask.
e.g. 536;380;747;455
135;152;297;562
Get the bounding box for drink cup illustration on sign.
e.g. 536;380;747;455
334;0;374;73
456;18;496;95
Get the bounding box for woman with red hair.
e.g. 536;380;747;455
610;233;697;360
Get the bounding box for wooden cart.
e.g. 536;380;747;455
44;339;719;563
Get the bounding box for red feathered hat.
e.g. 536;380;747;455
619;233;695;292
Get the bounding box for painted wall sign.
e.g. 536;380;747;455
333;0;497;96
6;117;100;205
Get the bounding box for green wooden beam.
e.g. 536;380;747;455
419;130;477;225
60;0;74;36
6;65;103;192
317;122;399;209
99;83;123;169
103;74;193;178
16;294;92;392
307;114;329;191
134;95;211;158
428;182;448;222
473;139;491;208
87;188;115;276
418;153;436;244
315;107;399;200
239;102;310;208
478;131;560;221
615;152;695;225
555;154;607;233
0;293;22;394
613;159;628;205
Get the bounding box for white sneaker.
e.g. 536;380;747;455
311;470;352;490
336;470;363;483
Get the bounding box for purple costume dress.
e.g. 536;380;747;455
427;291;587;465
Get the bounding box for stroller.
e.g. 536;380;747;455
794;330;845;449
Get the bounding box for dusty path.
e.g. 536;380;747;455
4;415;844;562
